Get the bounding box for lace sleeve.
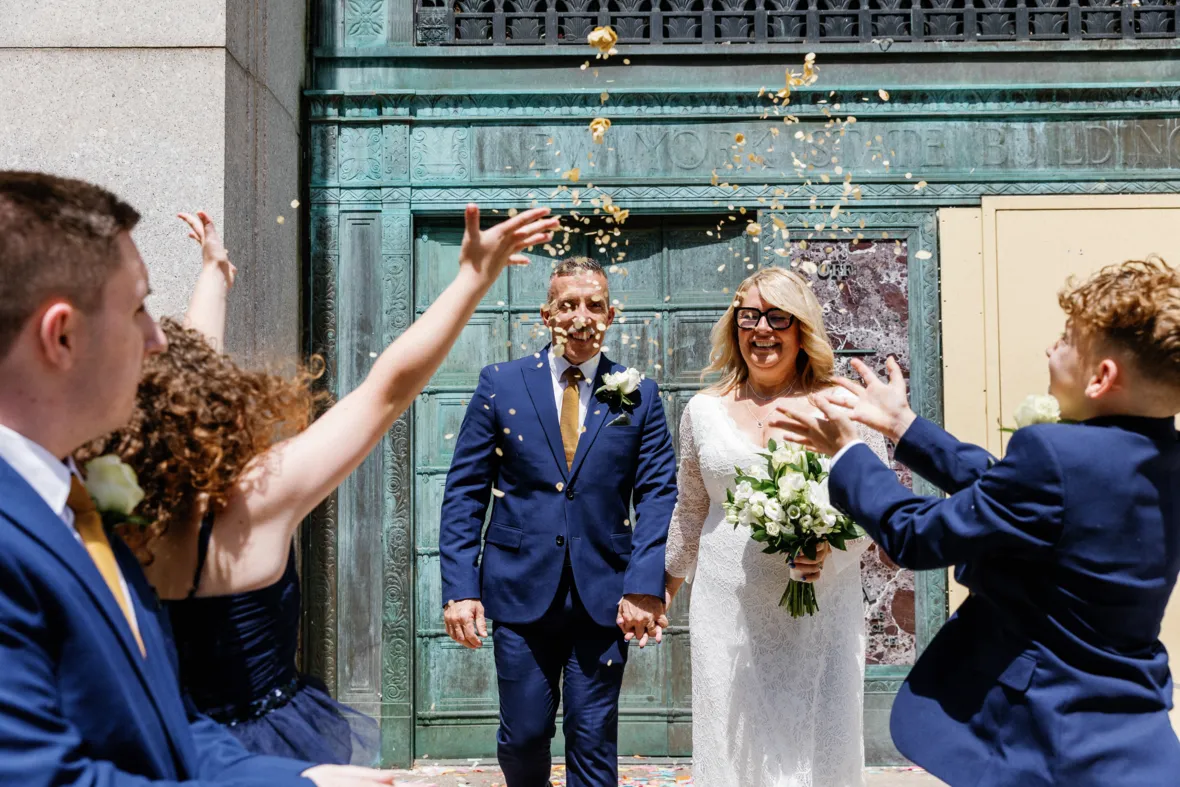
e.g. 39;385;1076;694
665;399;710;581
825;423;891;577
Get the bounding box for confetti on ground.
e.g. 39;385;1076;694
386;763;937;786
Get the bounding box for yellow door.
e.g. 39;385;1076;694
939;194;1180;730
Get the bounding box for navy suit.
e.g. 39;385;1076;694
0;457;314;786
830;415;1180;786
439;351;677;787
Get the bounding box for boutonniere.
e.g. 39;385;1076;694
83;456;149;529
595;367;643;408
1000;394;1073;433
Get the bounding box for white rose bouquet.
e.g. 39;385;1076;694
723;439;864;617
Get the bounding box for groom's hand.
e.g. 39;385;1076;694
617;594;664;648
444;599;487;649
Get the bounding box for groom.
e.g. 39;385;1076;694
777;257;1180;785
439;257;678;787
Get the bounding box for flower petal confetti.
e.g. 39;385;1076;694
588;25;619;59
589;117;611;144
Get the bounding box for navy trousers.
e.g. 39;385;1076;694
492;565;628;787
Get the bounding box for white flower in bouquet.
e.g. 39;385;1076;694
766;520;782;537
1012;394;1061;429
777;473;805;500
771;442;803;467
748;491;769;518
747;463;771;482
734;480;755;504
764;499;786;523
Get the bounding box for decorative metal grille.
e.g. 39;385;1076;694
415;0;1178;45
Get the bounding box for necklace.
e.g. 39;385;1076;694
743;378;798;429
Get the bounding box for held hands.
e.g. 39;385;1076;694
458;204;559;287
617;593;666;648
444;599;488;649
178;211;236;289
302;764;398;786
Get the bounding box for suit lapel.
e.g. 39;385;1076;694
569;356;618;482
0;459;181;761
523;348;570;481
115;543;198;774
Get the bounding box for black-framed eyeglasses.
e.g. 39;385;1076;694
735;307;795;331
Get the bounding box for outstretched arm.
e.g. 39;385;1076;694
180;212;236;350
196;205;559;596
828;427;1064;570
617;383;678;646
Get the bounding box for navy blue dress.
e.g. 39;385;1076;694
166;516;378;765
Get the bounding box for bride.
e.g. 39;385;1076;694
664;267;886;787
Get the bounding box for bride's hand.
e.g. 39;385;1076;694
790;541;830;582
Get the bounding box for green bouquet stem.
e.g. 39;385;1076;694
779;579;819;617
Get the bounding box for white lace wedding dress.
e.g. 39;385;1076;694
666;393;887;787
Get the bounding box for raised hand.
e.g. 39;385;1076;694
458;204;559;285
617;593;665;648
771;393;859;457
178;211;236;290
833;357;916;443
444;599;488;649
302;764;398;786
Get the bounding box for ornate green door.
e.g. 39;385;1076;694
410;213;934;760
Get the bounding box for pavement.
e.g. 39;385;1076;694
388;760;944;785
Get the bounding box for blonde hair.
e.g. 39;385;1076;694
703;267;836;396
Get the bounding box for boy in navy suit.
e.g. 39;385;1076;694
776;257;1180;786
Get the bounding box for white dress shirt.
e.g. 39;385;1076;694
0;423;138;630
548;349;601;429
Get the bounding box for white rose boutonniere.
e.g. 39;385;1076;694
84;456;149;529
595;367;643;408
1003;394;1067;432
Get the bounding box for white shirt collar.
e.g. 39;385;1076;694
0;423;73;521
548;348;602;385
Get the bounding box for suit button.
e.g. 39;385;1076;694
565;488;575;500
556;535;566;547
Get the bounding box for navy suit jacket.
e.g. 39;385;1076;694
0;457;314;786
439;351;678;629
830;415;1180;786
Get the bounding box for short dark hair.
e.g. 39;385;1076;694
547;256;607;303
0;171;140;360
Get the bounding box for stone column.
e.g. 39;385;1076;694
0;0;306;366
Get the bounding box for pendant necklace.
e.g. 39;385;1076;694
744;378;798;430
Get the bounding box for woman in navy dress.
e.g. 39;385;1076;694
79;207;558;763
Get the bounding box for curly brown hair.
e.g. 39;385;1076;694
1059;255;1180;387
77;318;324;561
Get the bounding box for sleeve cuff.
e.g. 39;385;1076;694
831;439;866;468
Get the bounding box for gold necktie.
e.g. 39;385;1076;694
560;366;584;470
68;477;146;657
